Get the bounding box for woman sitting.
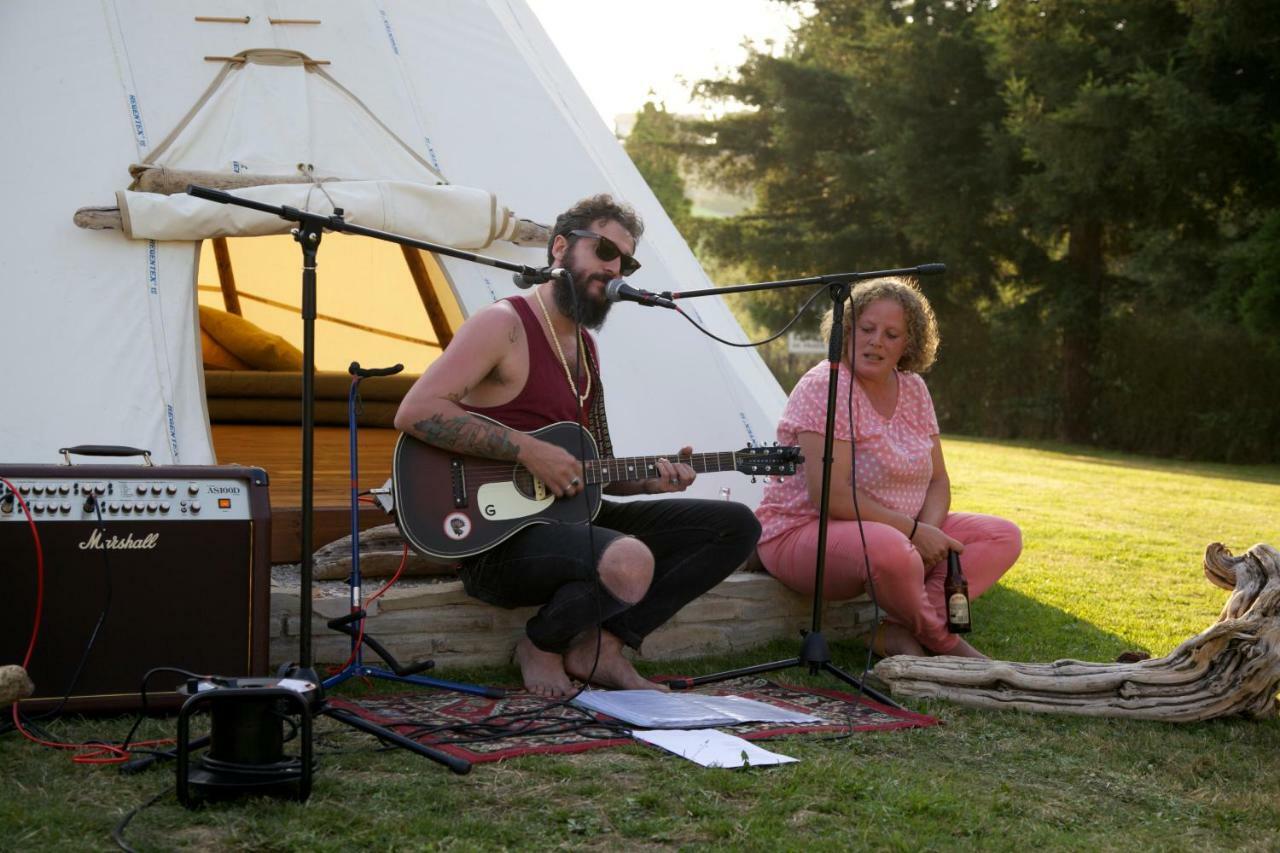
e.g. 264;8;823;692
755;277;1021;658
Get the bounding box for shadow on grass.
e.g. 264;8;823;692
326;586;1155;704
947;433;1280;487
661;584;1149;692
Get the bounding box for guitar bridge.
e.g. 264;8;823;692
450;457;468;508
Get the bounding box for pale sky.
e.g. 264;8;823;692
525;0;804;125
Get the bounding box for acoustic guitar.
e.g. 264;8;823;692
392;415;800;559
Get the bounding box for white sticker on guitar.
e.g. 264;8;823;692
443;512;472;541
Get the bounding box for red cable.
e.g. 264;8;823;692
1;476;43;668
3;476;177;764
331;544;410;672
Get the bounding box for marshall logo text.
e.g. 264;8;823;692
79;530;160;551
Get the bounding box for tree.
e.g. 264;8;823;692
685;0;1280;457
624;101;693;231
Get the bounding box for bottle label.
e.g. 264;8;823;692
948;593;970;625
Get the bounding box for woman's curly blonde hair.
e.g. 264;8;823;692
819;276;939;373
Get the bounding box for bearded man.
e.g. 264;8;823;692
394;194;760;697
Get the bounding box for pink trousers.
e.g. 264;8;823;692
757;513;1021;653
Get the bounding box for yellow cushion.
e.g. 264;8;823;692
200;328;252;370
199;305;304;371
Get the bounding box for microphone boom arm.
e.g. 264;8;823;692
660;263;946;302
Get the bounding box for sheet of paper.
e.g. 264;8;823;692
632;728;799;768
571;689;825;728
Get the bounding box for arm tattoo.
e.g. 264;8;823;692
509;321;519;343
410;414;520;460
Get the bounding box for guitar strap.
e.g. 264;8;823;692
584;343;615;460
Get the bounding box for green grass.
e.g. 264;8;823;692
4;438;1279;851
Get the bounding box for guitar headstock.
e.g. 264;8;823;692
734;444;802;479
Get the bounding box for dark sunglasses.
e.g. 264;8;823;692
568;229;642;276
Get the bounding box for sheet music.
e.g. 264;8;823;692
632;729;800;768
571;689;824;729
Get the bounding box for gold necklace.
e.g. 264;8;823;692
533;287;592;405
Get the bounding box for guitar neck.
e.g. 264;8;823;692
584;452;738;486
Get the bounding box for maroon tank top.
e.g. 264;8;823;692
460;296;599;431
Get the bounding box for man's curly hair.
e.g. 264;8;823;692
547;194;644;264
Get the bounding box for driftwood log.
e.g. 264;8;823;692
313;523;458;581
1;665;34;708
872;543;1280;721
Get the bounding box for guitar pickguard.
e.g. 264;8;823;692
475;481;554;521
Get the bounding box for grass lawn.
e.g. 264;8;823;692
3;438;1278;851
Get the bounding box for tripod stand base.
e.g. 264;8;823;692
324;704;470;774
324;665;505;698
666;631;902;710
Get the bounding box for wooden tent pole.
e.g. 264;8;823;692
211;237;242;315
400;245;454;349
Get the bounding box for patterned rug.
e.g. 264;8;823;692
326;676;937;764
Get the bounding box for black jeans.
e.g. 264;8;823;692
457;498;761;653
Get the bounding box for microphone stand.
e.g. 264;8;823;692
660;264;945;708
185;185;559;775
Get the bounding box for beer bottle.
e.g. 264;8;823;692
945;550;972;633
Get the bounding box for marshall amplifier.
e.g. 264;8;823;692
1;461;271;712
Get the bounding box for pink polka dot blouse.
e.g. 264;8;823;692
756;360;940;545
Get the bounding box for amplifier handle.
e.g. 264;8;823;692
59;445;154;466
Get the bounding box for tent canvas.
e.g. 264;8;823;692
0;0;785;507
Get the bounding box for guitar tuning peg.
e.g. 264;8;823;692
750;476;758;484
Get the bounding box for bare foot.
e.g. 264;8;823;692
945;637;989;660
871;623;926;657
564;630;668;692
515;636;574;698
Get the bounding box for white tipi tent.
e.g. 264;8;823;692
0;0;785;506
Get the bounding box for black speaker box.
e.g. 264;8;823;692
1;464;271;712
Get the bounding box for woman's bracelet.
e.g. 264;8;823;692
908;517;919;541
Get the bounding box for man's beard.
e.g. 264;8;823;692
552;268;613;330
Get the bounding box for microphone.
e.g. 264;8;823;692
604;278;676;309
511;267;565;288
915;263;946;276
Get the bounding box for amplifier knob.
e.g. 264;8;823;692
188;484;199;496
96;485;106;495
32;485;44;495
160;502;171;513
190;501;202;514
135;484;147;496
147;502;158;513
150;485;162;495
58;484;70;495
133;502;146;513
108;503;120;513
19;484;31;494
60;502;72;514
33;501;45;512
165;484;177;495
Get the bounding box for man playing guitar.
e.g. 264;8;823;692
394;194;761;698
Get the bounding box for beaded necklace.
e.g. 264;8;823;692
533;286;592;406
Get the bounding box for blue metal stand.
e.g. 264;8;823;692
320;363;503;700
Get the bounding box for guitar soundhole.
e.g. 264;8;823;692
512;465;539;499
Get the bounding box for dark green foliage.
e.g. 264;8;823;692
672;0;1280;461
624;102;694;230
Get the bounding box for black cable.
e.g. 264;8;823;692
19;496;116;726
669;283;833;348
558;266;603;702
111;786;171;852
845;356;885;690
